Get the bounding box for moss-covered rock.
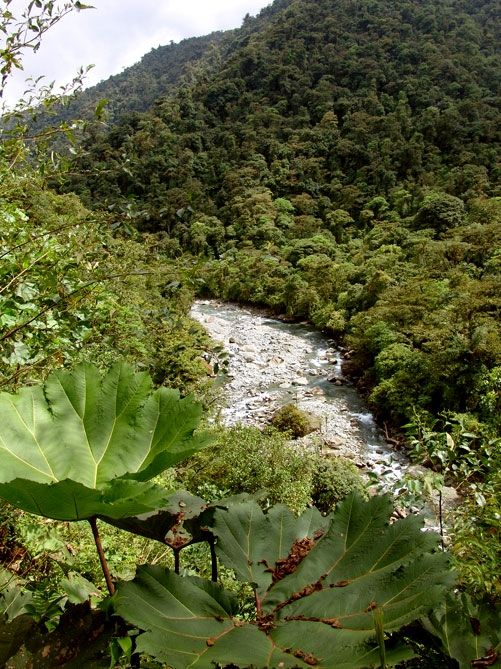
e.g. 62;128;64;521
270;403;321;438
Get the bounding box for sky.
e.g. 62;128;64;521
2;0;272;106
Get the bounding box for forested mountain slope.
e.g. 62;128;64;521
37;30;230;125
37;2;293;126
66;0;500;425
72;0;499;206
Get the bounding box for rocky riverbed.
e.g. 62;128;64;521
191;300;410;486
191;300;462;526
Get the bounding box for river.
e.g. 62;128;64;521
191;300;409;488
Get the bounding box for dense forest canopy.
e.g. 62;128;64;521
0;0;500;665
65;0;500;428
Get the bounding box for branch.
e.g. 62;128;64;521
0;270;156;343
0;249;51;294
0;221;85;260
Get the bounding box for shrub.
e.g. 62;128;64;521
310;303;347;335
311;455;366;512
179;425;366;515
178;425;314;513
451;468;501;600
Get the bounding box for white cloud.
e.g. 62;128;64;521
1;0;271;106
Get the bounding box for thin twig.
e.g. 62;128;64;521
255;590;262;616
0;355;49;388
0;222;84;261
0;250;50;294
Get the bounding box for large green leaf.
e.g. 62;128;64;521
102;490;212;548
0;363;208;520
424;593;500;668
114;565;306;669
262;494;450;623
0;569;32;621
101;491;267;547
213;502;329;599
115;494;451;667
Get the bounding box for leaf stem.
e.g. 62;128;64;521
89;516;115;595
438;489;444;550
174;548;181;575
373;608;386;668
255;590;262;616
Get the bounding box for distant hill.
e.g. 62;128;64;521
53;2;293;124
47;2;295;124
43;31;231;125
70;0;499;212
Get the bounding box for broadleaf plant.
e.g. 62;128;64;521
0;362;209;593
102;490;275;579
0;362;208;521
114;494;453;668
423;593;500;668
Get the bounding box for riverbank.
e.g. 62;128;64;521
191;301;408;480
191;299;462;526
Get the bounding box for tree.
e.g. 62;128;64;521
414;191;466;235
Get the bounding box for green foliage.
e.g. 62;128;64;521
114;494;453;668
179;425;314;513
0;601;114;667
413;192;466;235
404;412;501;599
180;425;366;515
424;593;500;668
62;0;500;465
270;403;319;438
25;31;229;127
0;181;109;388
0;569;32;621
0;613;34;667
48;0;501;396
451;471;501;600
212;504;329;604
0;362;208;520
406;412;499;490
5;503;175;589
310;456;366;513
369;345;431;420
310;303;347;335
0;144;216;398
1;1;499;662
1;566;113;666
